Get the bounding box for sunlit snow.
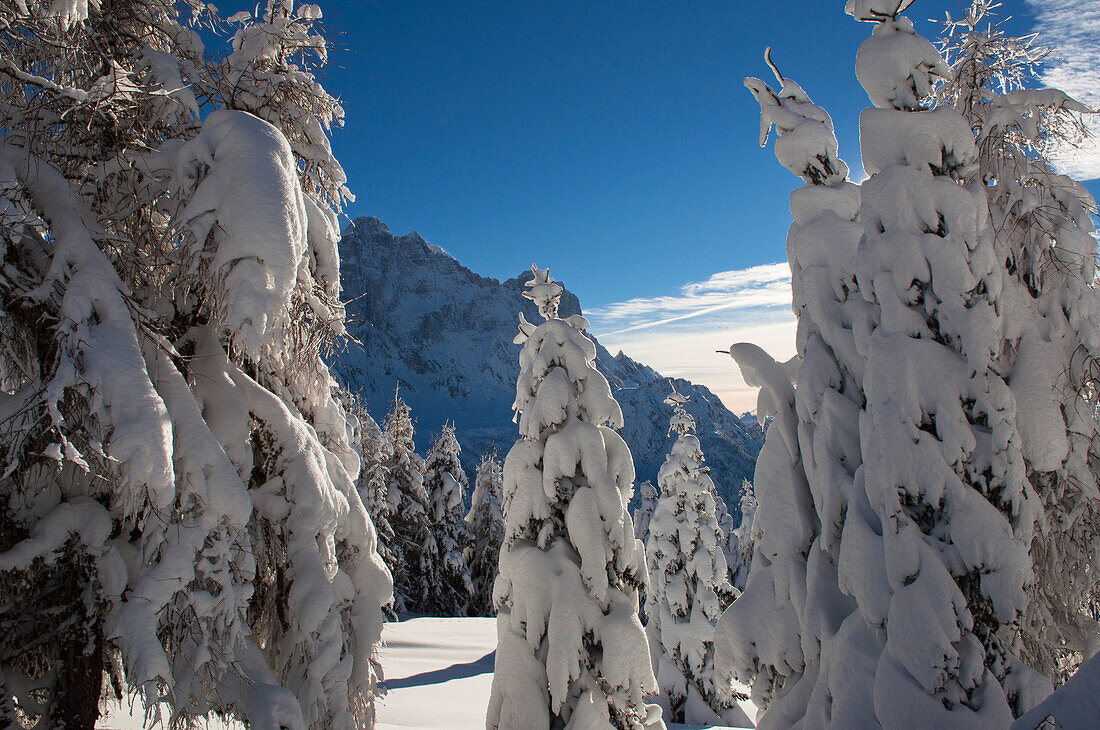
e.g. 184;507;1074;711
99;617;749;730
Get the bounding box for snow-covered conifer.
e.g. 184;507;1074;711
715;1;1096;725
634;480;661;618
423;423;475;616
0;3;391;728
645;388;741;726
346;394;398;585
634;481;659;549
712;493;741;607
935;1;1100;684
715;44;867;726
381;392;436;614
728;481;757;592
466;453;506;617
488;266;663;730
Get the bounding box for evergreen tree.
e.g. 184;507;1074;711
716;1;1098;725
466;453;506;617
714;36;878;727
381;391;435;615
488;266;663;730
935;1;1100;684
633;481;659;549
364;415;398;572
424;423;475;616
0;2;391;727
645;389;742;726
345;393;398;612
634;480;661;619
713;493;742;608
728;480;758;592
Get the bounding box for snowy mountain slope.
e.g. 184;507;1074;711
333;216;765;510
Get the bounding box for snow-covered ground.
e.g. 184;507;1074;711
99;616;749;729
377;616;749;730
376;616;497;729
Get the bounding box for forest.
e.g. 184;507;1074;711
0;1;1098;729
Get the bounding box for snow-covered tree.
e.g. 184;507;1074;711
0;2;391;728
634;480;661;618
466;453;506;617
645;389;741;726
934;1;1100;684
712;493;741;608
716;1;1098;725
423;423;475;616
488;265;663;730
345;393;398;597
381;391;435;615
714;43;868;726
633;481;659;549
728;480;757;592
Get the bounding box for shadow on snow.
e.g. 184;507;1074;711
381;651;496;691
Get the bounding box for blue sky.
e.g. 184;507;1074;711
311;0;1100;411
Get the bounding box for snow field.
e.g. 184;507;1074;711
376;617;497;729
96;615;753;729
376;617;749;730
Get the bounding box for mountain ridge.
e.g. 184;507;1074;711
333;216;764;511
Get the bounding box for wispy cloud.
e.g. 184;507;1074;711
588;264;796;413
1027;0;1100;180
588;263;791;336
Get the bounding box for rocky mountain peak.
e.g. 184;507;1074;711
332;217;764;512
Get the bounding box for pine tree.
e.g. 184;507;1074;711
488;266;663;730
381;391;435;615
0;3;391;728
645;388;741;726
728;480;758;592
712;493;741;608
633;481;659;549
346;393;398;604
715;43;866;726
935;1;1100;684
716;1;1098;725
423;423;475;616
466;453;506;617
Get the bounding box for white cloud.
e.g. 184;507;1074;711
1027;0;1100;180
588;263;791;335
587;264;796;414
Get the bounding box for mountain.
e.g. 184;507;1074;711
333;216;765;512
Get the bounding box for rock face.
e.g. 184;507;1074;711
334;216;765;511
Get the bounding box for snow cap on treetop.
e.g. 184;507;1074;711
846;0;917;22
665;382;697;436
523;264;563;320
855;17;948;110
744;49;850;185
